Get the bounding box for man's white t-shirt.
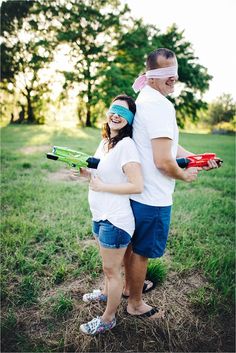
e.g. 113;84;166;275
88;137;140;236
131;85;179;206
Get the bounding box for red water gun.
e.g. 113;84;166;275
176;153;223;169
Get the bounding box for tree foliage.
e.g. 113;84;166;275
36;0;126;126
1;0;213;127
1;1;55;123
207;94;236;125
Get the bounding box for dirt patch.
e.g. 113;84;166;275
2;271;234;352
47;168;88;183
20;145;51;155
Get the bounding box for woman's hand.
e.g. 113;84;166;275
89;175;105;191
70;168;91;180
79;167;91;178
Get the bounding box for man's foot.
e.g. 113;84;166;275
82;289;107;303
127;301;164;320
123;280;155;298
80;316;116;335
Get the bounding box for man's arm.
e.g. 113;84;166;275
151;138;199;182
177;145;194;158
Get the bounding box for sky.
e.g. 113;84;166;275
123;0;236;102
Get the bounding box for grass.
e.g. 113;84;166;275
1;125;235;351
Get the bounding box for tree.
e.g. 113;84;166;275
1;0;34;82
38;0;126;126
95;18;152;107
207;94;236;125
1;1;55;123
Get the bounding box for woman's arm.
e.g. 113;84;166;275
89;162;143;194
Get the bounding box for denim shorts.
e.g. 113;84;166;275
92;220;131;249
130;200;171;258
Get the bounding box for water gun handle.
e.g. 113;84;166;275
86;157;100;169
176;158;189;168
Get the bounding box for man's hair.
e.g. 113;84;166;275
102;94;136;150
146;48;176;70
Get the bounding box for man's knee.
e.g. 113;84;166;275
132;252;148;264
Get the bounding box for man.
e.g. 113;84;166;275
123;48;218;319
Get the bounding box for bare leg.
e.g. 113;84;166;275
126;252;164;319
123;245;154;296
100;246;127;323
93;235;108;296
123;243;133;295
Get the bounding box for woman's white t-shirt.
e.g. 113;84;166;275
88;137;140;236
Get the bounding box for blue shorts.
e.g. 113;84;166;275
92;220;131;249
130;200;171;258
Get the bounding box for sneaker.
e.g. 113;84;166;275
82;289;107;303
80;316;116;335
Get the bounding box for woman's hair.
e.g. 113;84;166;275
102;94;136;150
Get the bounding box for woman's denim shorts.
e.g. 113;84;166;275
92;220;131;249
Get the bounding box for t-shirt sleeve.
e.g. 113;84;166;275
119;138;141;168
142;101;175;140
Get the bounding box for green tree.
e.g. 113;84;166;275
96;18;152;107
207;94;236;125
1;1;55;123
39;0;126;126
1;0;33;83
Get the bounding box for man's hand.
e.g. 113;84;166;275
182;167;200;182
89;175;105;191
202;158;222;171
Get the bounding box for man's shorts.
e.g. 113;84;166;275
130;200;171;258
92;220;131;249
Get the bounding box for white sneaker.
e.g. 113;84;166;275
82;289;107;303
80;316;116;335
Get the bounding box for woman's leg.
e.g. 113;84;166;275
93;235;108;296
100;246;127;323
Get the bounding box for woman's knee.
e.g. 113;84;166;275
103;264;121;279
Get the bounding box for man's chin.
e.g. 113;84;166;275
167;88;175;94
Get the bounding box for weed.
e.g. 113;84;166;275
17;275;40;305
77;245;102;277
51;292;73;317
1;310;17;335
147;259;168;284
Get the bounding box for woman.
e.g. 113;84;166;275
79;95;143;335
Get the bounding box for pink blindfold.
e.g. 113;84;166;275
132;66;178;93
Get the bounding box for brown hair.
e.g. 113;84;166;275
102;94;136;150
146;48;176;70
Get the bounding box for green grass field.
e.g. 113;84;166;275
1;125;235;352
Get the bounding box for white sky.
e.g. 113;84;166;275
123;0;236;102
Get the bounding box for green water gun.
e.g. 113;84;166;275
46;146;100;170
